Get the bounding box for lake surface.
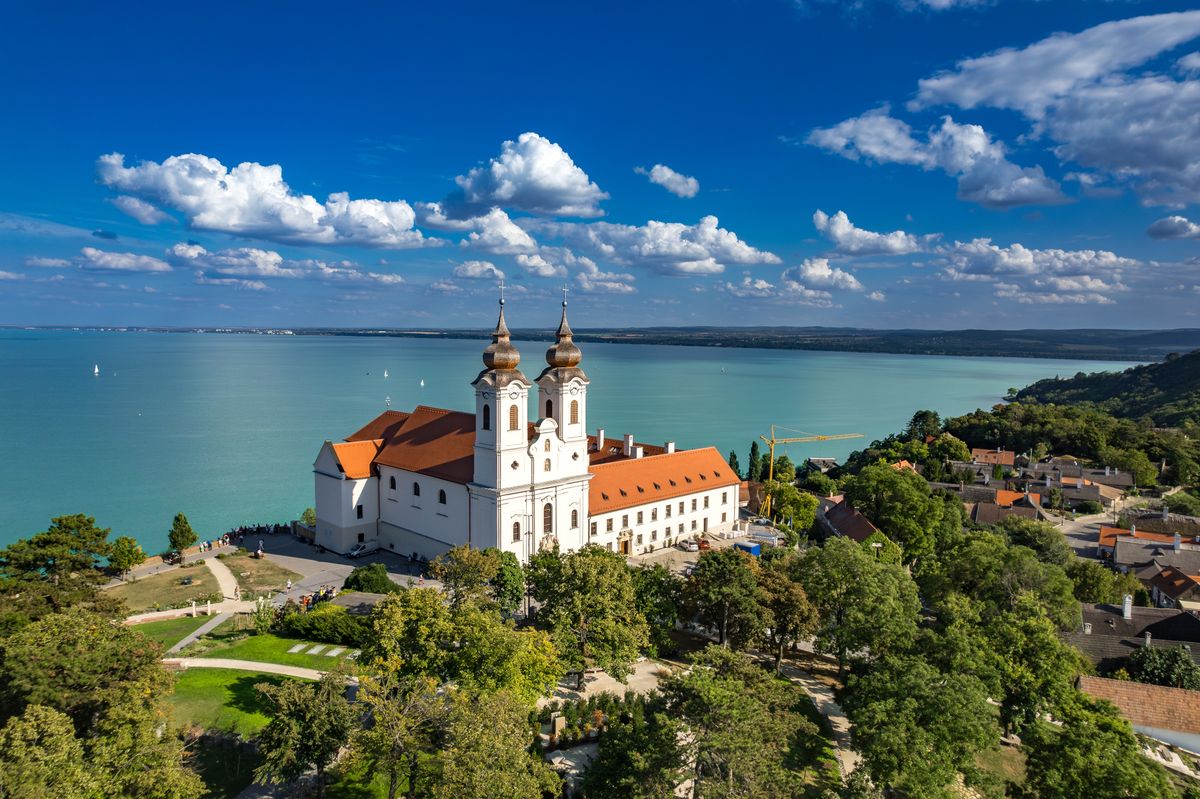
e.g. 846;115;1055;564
0;329;1135;552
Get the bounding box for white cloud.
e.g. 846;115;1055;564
466;209;539;254
110;195;171;225
912;11;1200;118
442;132;608;218
167;244;304;278
0;270;24;280
24;256;72;268
635;164;700;198
867;291;887;302
452;260;505;280
528;215;780;276
1181;52;1200;74
939;238;1138;304
1148;215;1200;240
573;252;636;294
429;280;462;293
194;273;268;291
812;209;933;255
97;152;432;248
783;258;864;291
723;273;776;298
515;253;566;278
808;111;1064;207
79;247;171;273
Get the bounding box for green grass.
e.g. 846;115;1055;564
188;625;358;672
169;668;301;737
130;615;212;648
220;550;301;598
107;563;222;612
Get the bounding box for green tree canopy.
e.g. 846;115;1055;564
431;545;500;609
490;550;525;616
344;561;404;594
167;512;197;554
108;535;146;578
758;557;817;671
0;704;99;799
349;673;442;799
631;563;684;657
684;548;763;649
255;670;355;798
904;409;943;441
843;464;949;562
995;516;1073;567
1128;644;1200;690
748;440;763;482
579;696;686;799
727;450;742;479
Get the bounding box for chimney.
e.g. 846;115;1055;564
1123;594;1133;620
1045;474;1052;487
1083;622;1093;635
1076;477;1083;489
1131;524;1137;535
595;428;605;450
664;441;675;454
634;446;644;459
623;434;634;457
1175;532;1182;553
1164;505;1170;522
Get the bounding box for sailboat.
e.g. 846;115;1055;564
383;369;389;379
93;364;100;376
419;379;425;388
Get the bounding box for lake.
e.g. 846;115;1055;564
0;329;1135;552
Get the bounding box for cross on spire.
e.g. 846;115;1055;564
498;279;506;306
560;284;569;307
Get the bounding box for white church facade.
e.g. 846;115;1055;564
313;298;739;564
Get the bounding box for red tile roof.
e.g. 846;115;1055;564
1151;566;1200;602
1079;675;1200;735
825;499;879;543
971;448;1015;467
588;447;740;515
996;489;1040;507
363;406;477;484
1099;526;1177;550
331;439;383;479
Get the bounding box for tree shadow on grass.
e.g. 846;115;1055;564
225;673;291;716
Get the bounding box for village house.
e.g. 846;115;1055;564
815;497;879;543
1150;566;1200;610
1078;675;1200;754
1061;599;1200;672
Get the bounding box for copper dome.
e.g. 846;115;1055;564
545;301;582;369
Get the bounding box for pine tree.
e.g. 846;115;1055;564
728;450;742;479
748;441;763;482
167;513;197;555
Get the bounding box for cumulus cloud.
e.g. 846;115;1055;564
97;152;432;248
912;11;1200;118
783;258;864;291
79;247;171;273
573;253;636;294
429;280;462;293
24;256;72;268
110;195;171;225
808;110;1064;207
634;164;700;198
194;273;269;291
867;291;887;302
452;260;505;280
939;238;1138;304
1181;52;1200;74
167;243;304;278
441;132;608;218
0;270;24;280
812;210;934;255
1148;215;1200;240
723;273;776;298
515;253;565;278
528;215;780;276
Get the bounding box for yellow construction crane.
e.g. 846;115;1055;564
758;425;864;518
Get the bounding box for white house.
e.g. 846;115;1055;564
313;298;739;563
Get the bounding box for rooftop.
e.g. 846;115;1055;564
1079;675;1200;736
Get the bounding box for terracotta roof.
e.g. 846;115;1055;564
1079;675;1200;735
1151;566;1200;602
331;440;383;479
588;447;740;515
973;502;1038;525
891;460;917;472
995;489;1040;507
971;448;1015;466
1099;526;1177;550
825;499;879;543
347;410;410;442
588;436;667;465
371;405;478;484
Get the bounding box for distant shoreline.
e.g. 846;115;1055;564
5;324;1191;362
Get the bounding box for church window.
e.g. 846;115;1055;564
546;399;553;418
544;459;551;472
691;499;697;512
413;482;420;497
543;503;553;534
482;404;491;431
508;405;518;431
679;502;684;514
571;509;579;528
570;400;579;425
438;489;447;505
722;491;727;504
544;439;551;452
512;522;521;542
651;509;657;521
665;505;672;518
389;476;396;490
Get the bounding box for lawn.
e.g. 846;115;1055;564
107;563;222;612
187;622;359;672
130;615;212;648
219;550;301;598
976;743;1026;790
169;667;300;737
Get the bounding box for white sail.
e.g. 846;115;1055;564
384;369;389;379
93;364;100;376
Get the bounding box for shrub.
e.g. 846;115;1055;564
1076;500;1105;514
276;604;371;647
342;562;403;594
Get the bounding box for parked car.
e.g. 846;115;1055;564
680;540;699;552
697;538;711;551
346;543;370;558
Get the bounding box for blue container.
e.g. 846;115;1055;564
733;542;761;557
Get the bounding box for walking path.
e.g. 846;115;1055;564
166;611;232;654
780;662;859;776
124;599;256;624
164;657;324;680
204;554;241;600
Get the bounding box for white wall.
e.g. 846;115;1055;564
313;441;380;554
587;485;736;555
377;465;470;558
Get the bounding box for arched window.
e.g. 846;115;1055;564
512;522;521;542
508;405;518;431
482;404;491;431
412;482;420;497
570;400;579;425
389;475;396;490
546;399;553;418
571;509;579;529
544;458;551;472
438;489;447;505
543;503;553;534
544;438;551;452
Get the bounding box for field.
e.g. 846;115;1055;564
130;615;212;648
186;618;359;671
219;550;301;597
107;563;222;612
169;668;299;736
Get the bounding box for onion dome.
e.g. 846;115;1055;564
482;299;521;371
545;299;583;369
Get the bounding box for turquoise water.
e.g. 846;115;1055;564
0;329;1134;552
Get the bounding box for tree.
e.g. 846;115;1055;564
662;645;820;798
631;563;684;656
684;548;763;649
431;691;560;799
529;546;649;683
350;673;442;799
798;537;920;674
1023;699;1179;799
579;697;687;799
108;536;146;579
449;605;562;704
995;517;1072;567
758;558;817;672
1128;644;1200;690
799;470;837;497
843;464;947;563
365;588;456;679
727;450;742;479
929;432;970;464
762;480;818;533
490;550;525;616
255;670;355;798
772;454;797;483
905;410;942;441
845;656;997;799
1066;559;1148;606
344;562;403;594
748;440;763;482
167;513;197;555
432;546;499;609
300;507;317;527
0;705;98;799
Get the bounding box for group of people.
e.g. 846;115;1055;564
295;584;338;612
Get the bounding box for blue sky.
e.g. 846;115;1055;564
2;0;1199;329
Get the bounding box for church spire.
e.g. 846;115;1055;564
545;287;583;369
482;282;521;371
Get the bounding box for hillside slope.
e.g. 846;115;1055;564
1015;349;1200;426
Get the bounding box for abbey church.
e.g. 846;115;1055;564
313;298;739;564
